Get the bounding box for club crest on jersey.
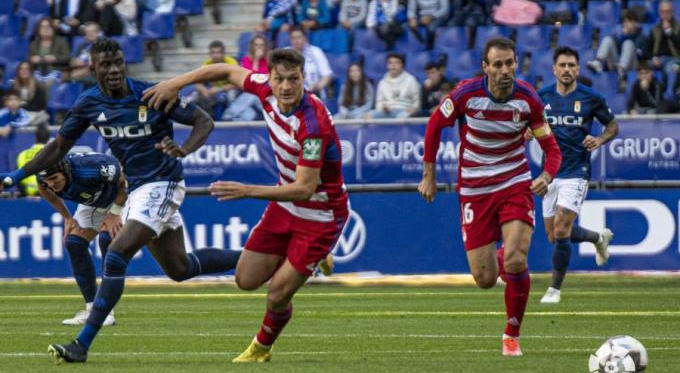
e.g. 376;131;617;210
100;165;116;181
302;138;322;161
574;100;581;113
138;105;148;123
439;98;454;118
250;74;268;84
512;108;520;123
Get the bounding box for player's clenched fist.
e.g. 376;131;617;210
209;181;251;201
418;177;437;203
530;172;552;197
155;136;187;158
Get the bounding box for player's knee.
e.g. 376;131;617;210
503;250;527;273
164;265;190;282
472;272;497;289
235;273;260;291
553;224;571;239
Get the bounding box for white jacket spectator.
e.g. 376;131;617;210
370;53;421;118
339;0;368;29
289;27;333;100
407;0;448;21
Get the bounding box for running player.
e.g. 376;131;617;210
418;37;562;356
143;48;349;363
0;38;241;363
536;46;618;304
37;152;124;326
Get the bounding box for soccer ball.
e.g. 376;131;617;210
589;335;648;373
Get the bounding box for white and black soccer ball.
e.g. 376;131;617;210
589;335;648;373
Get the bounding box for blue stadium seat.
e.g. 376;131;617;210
445;49;480;81
586;1;621;29
608;93;627;114
174;0;203;15
327;52;352;78
113;36;144;64
0;15;21;37
675;1;680;21
71;36;87;57
394;27;427;54
353;29;387;55
543;1;579;24
578;48;596;71
48;83;84;111
311;29;349;54
363;52;389;83
19;12;45;37
530;49;555;80
276;31;290;48
557;25;592;49
587;71;619;97
1;59;21;85
406;51;440;82
433;27;468;52
0;1;12;14
141;12;176;40
238;32;254;58
473;26;511;51
516;26;551;53
0;37;29;63
628;0;659;24
18;0;48;15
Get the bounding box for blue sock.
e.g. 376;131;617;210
570;226;600;243
65;235;97;303
179;248;241;280
98;232;112;269
77;252;128;350
551;238;572;290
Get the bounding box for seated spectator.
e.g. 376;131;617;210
194;40;239;119
29;18;71;86
93;0;124;36
421;61;455;115
627;61;666;115
587;10;646;83
261;0;297;34
366;0;408;49
289;26;334;100
339;0;368;33
645;0;680;85
70;22;102;85
337;62;374;119
407;0;448;48
241;34;270;74
115;0;139;36
16;123;51;197
449;0;493;29
0;90;30;139
368;52;421;118
298;0;332;31
12;61;50;126
50;0;98;37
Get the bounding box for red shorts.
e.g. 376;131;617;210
459;183;535;251
245;202;348;276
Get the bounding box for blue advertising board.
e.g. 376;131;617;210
1;188;678;277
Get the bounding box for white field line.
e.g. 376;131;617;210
2;346;680;358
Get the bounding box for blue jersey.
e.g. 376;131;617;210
537;83;615;179
59;78;197;191
38;153;121;208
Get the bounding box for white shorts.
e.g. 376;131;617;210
126;180;186;237
542;178;589;218
73;204;116;231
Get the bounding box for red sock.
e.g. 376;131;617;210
497;245;507;282
256;303;293;346
503;269;530;337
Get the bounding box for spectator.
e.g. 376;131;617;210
69;22;102;85
368;52;420;118
289;26;334;100
337;62;374;119
115;0;139;36
193;40;239;119
261;0;297;34
366;0;408;49
645;0;680;85
449;0;493;28
627;61;666;115
240;34;270;74
0;90;30;139
298;0;332;31
29;18;71;86
93;0;124;35
586;10;646;83
16;123;51;197
49;0;98;37
421;61;455;115
339;0;368;33
11;61;50;126
407;0;448;48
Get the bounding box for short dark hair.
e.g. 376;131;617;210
268;48;305;73
90;38;123;59
553;46;579;63
387;52;405;65
208;40;224;50
4;88;20;99
289;25;306;37
483;37;515;63
425;61;440;71
35;122;50;144
637;59;652;71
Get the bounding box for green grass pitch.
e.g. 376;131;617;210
1;274;679;372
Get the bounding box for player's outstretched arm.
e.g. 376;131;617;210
209;165;320;202
142;63;251;112
0;135;75;190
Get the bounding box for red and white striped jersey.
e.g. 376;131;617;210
424;76;557;197
243;72;348;222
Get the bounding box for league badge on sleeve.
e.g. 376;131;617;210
250;74;268;84
138;105;147;123
439;98;454;118
302;138;322;161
